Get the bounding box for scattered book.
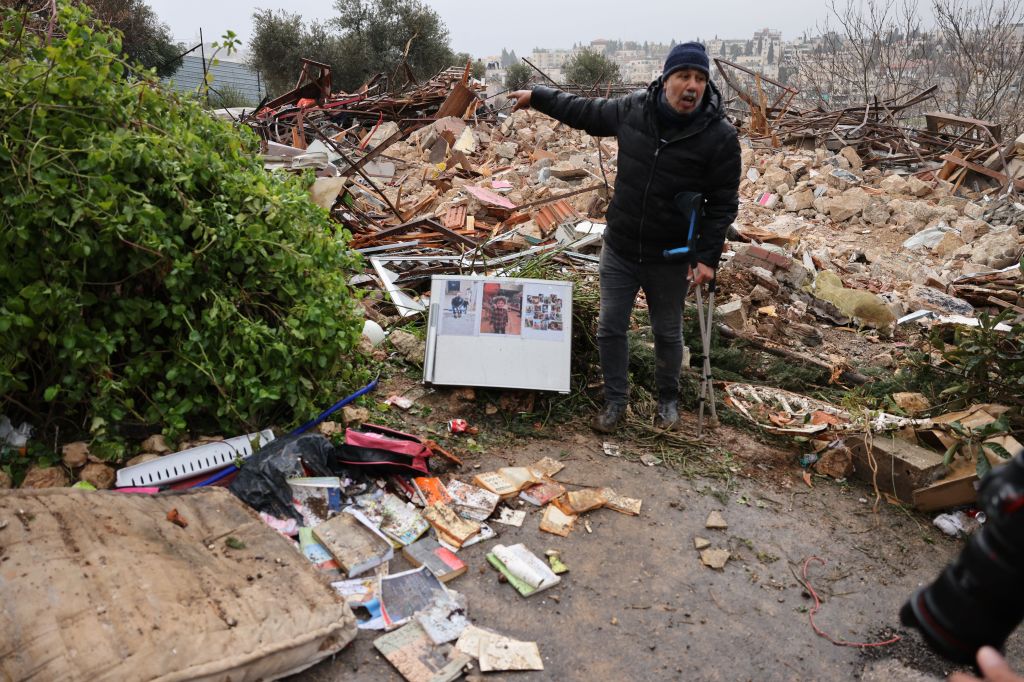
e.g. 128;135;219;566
437;522;495;553
529;456;565;478
374;620;470;682
456;625;544;672
412;476;452;506
446;480;499;521
379;495;430;547
288;476;343;527
354;492;430;547
600;487;642;515
485;543;560;597
422;503;481;548
402;536;467;583
331;572;385;630
539;505;576;537
496;466;540;492
519;480;565;506
560;488;608;514
298;527;342;577
380;566;453;629
313;509;394;578
493;507;526;527
415;591;469;644
471;471;519;499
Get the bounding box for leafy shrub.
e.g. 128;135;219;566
0;3;368;446
921;306;1023;410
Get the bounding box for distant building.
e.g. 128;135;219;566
163;48;266;105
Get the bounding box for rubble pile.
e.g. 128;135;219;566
241;61;1023;344
707;133;1023;376
239;64;617;322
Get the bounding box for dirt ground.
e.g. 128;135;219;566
294;398;1024;682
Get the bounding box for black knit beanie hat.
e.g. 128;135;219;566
662;42;710;79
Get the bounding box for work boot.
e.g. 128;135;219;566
655;400;679;430
591;402;627;433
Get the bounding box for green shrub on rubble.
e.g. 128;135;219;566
0;3;368;447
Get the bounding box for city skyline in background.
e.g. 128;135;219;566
150;0;887;60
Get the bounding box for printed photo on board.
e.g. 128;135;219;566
439;280;477;336
523;292;564;336
480;282;523;336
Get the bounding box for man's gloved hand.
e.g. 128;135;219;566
508;90;532;112
687;262;715;286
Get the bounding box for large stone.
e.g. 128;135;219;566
906;284;974;316
741;144;757;166
61;441;90;468
826;168;861;191
907;176;933;197
342;405;371;424
493;141;518;159
862;199;891;226
125;453;161;468
716;299;747;330
21;466;69;489
389;329;425;364
932;230;966;257
762;166;794;189
969;230;1023;268
783;188;815;212
140;434;171;455
748;266;780;293
364;121;401;149
839;146;864;170
747;284;774;303
814;443;854;479
893;392;931;414
79;462;115;490
955;218;991;243
825;193;866;222
879;174;909;194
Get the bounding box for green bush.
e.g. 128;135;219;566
0;3;368;447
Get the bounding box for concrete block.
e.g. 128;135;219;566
848;435;947;505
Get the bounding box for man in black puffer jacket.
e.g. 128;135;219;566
509;42;740;433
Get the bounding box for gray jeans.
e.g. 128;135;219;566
598;244;689;404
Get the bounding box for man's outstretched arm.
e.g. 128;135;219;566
507;86;627;138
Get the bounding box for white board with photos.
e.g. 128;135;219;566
423;275;572;393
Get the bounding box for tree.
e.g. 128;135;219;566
932;0;1024;138
471;59;486;80
248;10;306;96
563;48;621;88
84;0;183;76
504;62;533;90
796;0;935;108
1;2;368;453
250;0;458;95
332;0;455;88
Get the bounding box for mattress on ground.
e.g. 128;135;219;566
0;487;356;681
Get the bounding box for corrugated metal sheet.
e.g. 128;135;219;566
163;55;266;104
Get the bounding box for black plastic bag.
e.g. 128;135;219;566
228;433;337;521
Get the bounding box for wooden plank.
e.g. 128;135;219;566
941;153;1024;190
937;149;963;181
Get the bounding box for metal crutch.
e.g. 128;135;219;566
694;276;718;437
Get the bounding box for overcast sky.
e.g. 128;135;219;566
150;0;853;57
